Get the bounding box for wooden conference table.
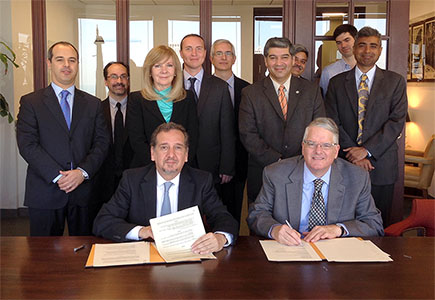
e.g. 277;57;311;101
1;236;434;299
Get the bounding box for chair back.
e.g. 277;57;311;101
421;135;435;187
385;199;435;236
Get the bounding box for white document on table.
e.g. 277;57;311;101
150;206;216;263
93;241;150;267
260;240;322;261
314;237;393;262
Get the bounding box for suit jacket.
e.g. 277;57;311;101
16;85;110;209
196;74;236;183
95;97;134;204
93;164;239;242
239;76;325;198
325;67;408;185
127;90;199;168
233;76;250;181
247;156;384;237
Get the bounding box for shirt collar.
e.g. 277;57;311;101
355;65;376;83
109;96;127;108
184;68;204;82
51;82;75;98
303;162;331;186
156;170;180;187
226;74;235;89
270;75;291;94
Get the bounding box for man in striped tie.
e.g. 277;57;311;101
325;27;408;227
239;37;325;205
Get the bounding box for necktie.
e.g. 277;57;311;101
114;102;124;171
278;85;287;120
308;179;326;230
188;77;199;103
357;74;369;145
160;182;173;216
60;90;71;129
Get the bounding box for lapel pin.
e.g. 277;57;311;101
296;90;300;94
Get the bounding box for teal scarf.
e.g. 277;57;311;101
155;87;173;123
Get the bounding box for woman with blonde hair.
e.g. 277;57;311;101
128;45;198;167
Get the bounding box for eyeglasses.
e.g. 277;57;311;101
303;140;338;150
108;74;129;81
215;51;234;57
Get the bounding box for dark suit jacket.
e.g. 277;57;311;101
247;156;384;237
127;90;199;168
16;85;110;209
239;76;325;199
325;67;408;185
233;76;250;181
95;97;134;204
93;164;239;242
196;74;236;183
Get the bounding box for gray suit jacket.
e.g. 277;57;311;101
247;156;384;237
239;76;325;200
325;67;408;185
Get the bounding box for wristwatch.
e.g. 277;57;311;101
339;225;346;237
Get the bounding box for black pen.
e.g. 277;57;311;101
74;244;85;252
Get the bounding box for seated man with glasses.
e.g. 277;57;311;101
247;117;383;246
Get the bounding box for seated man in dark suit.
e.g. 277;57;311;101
93;122;238;254
247;118;383;246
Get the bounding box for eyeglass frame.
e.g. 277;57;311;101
303;140;338;150
214;51;234;57
107;74;129;81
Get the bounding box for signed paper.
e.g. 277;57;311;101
150;206;216;263
93;241;150;267
260;240;322;262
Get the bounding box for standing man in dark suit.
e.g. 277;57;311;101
179;34;236;195
93;122;238;254
93;62;133;217
239;37;325;204
210;39;250;227
325;27;408;226
248;118;383;244
16;41;109;236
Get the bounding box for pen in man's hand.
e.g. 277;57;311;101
74;244;85;252
285;220;293;229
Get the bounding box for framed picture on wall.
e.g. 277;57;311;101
411;24;424;80
424;18;435;80
409;16;435;82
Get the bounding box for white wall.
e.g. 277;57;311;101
408;0;435;196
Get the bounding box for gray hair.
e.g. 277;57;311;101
264;37;292;57
303;117;339;144
150;122;189;148
356;26;381;42
291;44;309;58
211;39;235;57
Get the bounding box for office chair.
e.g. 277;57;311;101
384;199;435;237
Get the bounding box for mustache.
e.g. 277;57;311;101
113;83;125;88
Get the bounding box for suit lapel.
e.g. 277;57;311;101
144;99;166;123
326;161;345;224
264;77;285;121
140;165;158;221
197;74;211;116
366;67;384;117
70;88;87;134
43;86;70;133
177;167;195;211
286;158;304;229
286;76;301;121
344;68;358;117
102;98;114;144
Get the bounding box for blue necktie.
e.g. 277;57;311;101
60;90;71;129
161;182;173;216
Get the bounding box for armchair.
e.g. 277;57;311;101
404;134;435;198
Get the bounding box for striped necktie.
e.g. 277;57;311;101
278;85;287;120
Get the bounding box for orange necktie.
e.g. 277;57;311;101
278;85;287;120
